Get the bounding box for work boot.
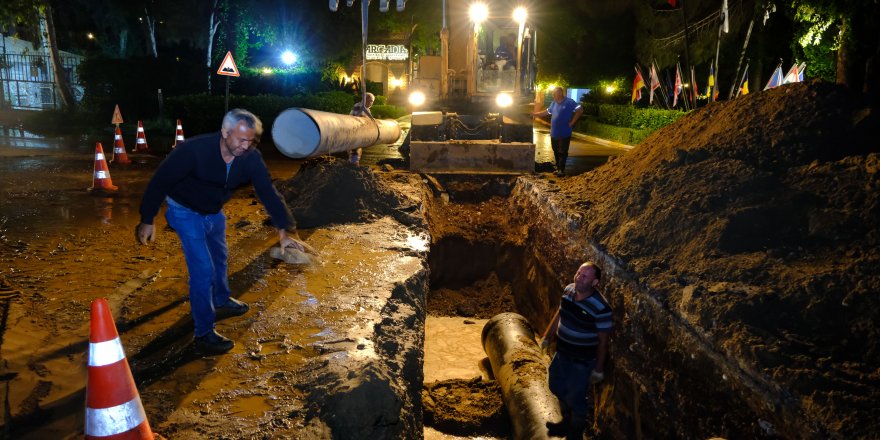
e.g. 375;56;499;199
194;330;234;354
215;297;249;320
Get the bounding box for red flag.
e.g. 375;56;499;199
649;63;660;104
668;0;677;6
673;63;683;107
632;67;646;103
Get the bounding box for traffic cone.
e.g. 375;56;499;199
133;120;150;153
89;142;118;193
112;126;131;165
172;119;185;148
85;298;154;439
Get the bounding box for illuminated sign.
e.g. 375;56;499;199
366;44;409;61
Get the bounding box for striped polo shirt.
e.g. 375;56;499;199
555;283;613;361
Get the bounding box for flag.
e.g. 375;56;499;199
706;64;716;99
673;63;683;107
797;62;806;82
668;0;677;6
764;66;783;90
632;66;646;103
690;66;698;107
738;64;749;97
649;63;660;104
721;0;729;33
783;63;799;84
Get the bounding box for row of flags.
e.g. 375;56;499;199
631;60;806;108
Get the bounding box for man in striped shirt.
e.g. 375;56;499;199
541;262;612;439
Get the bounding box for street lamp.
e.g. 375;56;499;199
468;2;489;24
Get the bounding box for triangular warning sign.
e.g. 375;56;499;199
111;104;123;125
217;51;240;77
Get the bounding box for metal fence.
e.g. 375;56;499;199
0;53;83;110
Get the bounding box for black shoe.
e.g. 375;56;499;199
194;330;234;354
215;297;249;320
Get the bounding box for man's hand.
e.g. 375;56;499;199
279;230;317;255
136;223;155;245
590;370;605;384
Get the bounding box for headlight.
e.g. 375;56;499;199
409;91;426;107
496;93;513;108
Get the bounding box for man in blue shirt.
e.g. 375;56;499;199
136;109;312;354
533;87;584;176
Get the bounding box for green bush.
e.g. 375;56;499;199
596;104;685;130
575;117;654;146
371;104;407;119
373;95;388;106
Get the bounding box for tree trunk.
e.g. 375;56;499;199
43;5;75;110
836;20;850;86
118;28;128;58
144;9;158;58
207;0;220;93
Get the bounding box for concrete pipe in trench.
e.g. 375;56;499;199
271;107;401;159
482;312;564;440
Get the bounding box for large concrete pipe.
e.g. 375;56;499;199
481;312;564;440
271;108;401;159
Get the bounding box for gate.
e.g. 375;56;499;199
0;53;82;110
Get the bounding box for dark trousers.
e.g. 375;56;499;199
551;136;572;172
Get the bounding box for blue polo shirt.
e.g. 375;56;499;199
548;97;581;138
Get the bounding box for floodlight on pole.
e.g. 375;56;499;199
281;51;297;66
468;2;489;24
513;7;527;24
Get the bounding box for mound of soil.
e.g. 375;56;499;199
422;377;509;437
429;272;517;318
557;81;879;437
277;156;423;228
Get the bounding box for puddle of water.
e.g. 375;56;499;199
227;395;273;418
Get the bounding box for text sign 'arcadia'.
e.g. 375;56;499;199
365;44;409;61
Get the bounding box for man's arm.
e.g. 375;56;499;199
532;109;550;118
569;106;584;127
594;332;609;373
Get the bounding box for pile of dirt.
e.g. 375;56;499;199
277;156;423;228
422;377;509;437
557;81;879;436
429;272;517;318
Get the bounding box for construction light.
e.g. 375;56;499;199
513;7;527;24
605;85;616;94
409;91;426;107
469;2;489;24
281;51;297;66
496;93;513;108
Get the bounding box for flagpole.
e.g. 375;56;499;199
711;0;728;101
735;61;749;98
681;0;695;109
653;59;672;110
728;16;755;100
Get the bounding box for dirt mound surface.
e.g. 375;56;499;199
557;81;879;437
422;377;509;437
429;272;517;318
277;156;423;228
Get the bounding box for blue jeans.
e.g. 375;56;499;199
165;201;231;337
549;352;596;437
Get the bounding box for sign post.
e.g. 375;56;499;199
110;104;124;161
216;51;241;112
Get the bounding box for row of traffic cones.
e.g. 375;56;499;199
90;119;186;194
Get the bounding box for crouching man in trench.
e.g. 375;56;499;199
136;108;312;355
541;262;613;439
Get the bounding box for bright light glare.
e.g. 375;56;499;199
409;91;426;107
390;77;404;88
496;93;513;108
281;51;297;65
513;7;527;24
87;33;95;40
469;2;489;23
262;67;273;75
605;85;616;94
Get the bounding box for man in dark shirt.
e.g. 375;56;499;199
541;262;612;439
136;109;311;354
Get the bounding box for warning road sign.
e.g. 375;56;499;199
217;52;240;77
111;104;123;125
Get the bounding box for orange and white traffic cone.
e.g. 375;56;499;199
133;120;150;153
89;142;118;193
85;298;154;439
172;119;185;148
112;126;131;165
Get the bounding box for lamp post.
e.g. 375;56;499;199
468;2;488;96
513;7;527;95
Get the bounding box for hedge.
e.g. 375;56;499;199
595;104;685;130
575;117;655;146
